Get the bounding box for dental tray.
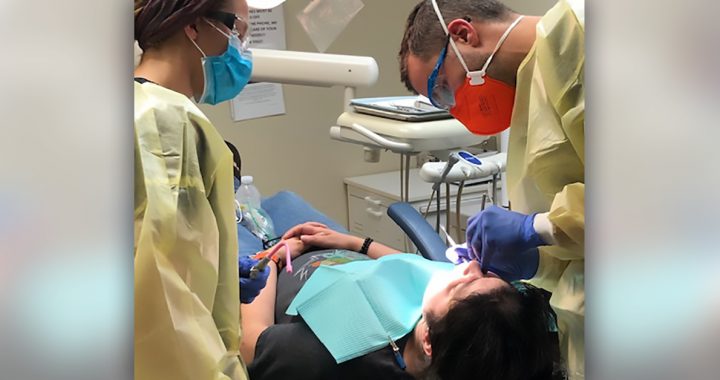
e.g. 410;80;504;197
350;96;452;122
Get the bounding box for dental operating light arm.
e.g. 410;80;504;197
249;48;379;109
249;48;379;87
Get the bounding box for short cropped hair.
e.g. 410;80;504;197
134;0;229;50
398;0;515;93
425;283;566;380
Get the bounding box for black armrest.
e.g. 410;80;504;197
387;202;450;262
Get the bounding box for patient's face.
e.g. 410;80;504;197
422;260;508;319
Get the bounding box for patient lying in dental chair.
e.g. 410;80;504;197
241;223;566;380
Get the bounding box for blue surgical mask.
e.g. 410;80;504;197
190;21;253;105
286;253;454;363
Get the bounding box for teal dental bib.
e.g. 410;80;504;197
286;253;454;363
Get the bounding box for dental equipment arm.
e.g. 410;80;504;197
346;123;413;152
430;154;460;191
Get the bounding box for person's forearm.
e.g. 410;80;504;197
366;240;402;259
344;235;401;259
240;261;277;364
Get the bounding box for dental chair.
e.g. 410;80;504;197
387;202;451;263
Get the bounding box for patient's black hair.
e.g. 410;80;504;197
225;140;241;180
425;283;566;380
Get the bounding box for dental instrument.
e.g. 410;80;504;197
250;240;294;278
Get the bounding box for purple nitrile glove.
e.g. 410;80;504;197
239;256;270;304
465;205;546;281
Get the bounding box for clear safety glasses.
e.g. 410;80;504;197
234;33;251;54
427;34;456;110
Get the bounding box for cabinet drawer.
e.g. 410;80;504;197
347;192;406;251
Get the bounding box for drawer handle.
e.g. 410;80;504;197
364;196;382;206
365;208;383;218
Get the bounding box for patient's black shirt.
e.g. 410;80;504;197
248;250;414;380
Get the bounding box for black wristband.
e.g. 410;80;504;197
359;237;373;255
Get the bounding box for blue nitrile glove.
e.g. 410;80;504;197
446;243;472;264
465;205;546;281
239;256;270;304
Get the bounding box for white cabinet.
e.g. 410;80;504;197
344;169;498;251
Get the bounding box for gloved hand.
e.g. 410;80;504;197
239;256;270;304
465;205;546;281
445;243;472;264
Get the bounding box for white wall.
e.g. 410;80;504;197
203;0;557;227
503;0;557;15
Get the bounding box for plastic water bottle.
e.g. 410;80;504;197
235;175;276;241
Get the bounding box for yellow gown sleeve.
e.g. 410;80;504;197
548;183;584;255
532;182;584;291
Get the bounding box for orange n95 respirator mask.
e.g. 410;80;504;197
427;0;524;135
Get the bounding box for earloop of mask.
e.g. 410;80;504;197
430;0;471;74
430;0;524;83
188;19;232;59
188;35;208;58
479;15;524;75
